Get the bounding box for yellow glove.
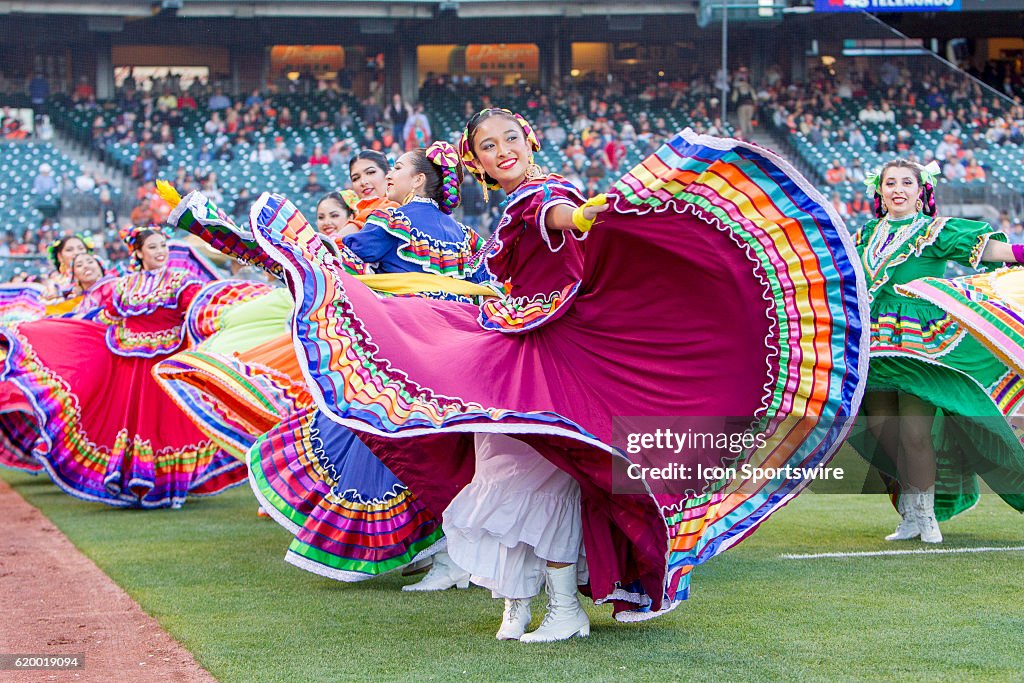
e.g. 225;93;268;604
571;193;608;233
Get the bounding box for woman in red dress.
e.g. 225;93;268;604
0;228;246;507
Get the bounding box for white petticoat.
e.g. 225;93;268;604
442;432;587;599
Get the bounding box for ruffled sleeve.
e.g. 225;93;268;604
342;208;400;263
527;180;588;253
929;217;1007;270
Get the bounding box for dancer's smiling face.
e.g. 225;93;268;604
316;196;351;237
58;237;88;271
71;254;104;289
136;233;168;271
880;166;920;219
349;157;388;200
471;115;532;193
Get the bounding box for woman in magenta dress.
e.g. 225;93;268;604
241;108;866;640
0;252;116;473
0;227;246;507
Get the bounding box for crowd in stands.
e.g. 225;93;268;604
3;56;1023;283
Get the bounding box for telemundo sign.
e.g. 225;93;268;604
814;0;961;11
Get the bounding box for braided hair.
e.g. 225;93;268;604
409;141;463;215
872;158;937;218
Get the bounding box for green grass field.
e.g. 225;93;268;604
4;458;1024;683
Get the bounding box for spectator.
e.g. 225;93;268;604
196;143;214;165
848;158;866;184
824;159;848;186
244;89;264;107
250;140;275;164
208;88;231;111
272;137;290;162
829;191;850;220
731;69;756;139
334;103;354;130
934;133;960;161
361;96;382;128
74;169;97;193
404;102;431;151
302;172;325;195
313;110;332;130
328;139;354;170
36;114;54;141
920;110;942;132
848;127;867;148
29;72;50;111
385;93;411;144
33;163;57;195
308;143;329;166
963;158;986;183
98;188;118;230
204;111;224;136
963;129;988;151
942;153;966;182
289;143;307;169
875;132;893;154
857;102;883;124
848;190;872;219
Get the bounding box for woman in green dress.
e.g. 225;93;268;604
858;158;1024;543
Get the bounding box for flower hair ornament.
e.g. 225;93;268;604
338;189;359;214
119;224;168;251
458;108;542;195
425;140;462;214
47;232;96;272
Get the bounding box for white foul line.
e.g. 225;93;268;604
781;546;1024;560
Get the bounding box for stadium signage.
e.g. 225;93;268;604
815;0;961;11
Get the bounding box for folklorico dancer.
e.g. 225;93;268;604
154;144;495;581
0;252;117;473
852;158;1024;543
244;107;867;641
0;226;246;508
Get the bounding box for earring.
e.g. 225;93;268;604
915;198;923;213
481;183;489;204
402;190;416;206
525;162;543;181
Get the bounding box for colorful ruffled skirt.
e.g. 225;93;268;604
156;283;445;579
243;131;868;621
0;318;245;507
864;269;1024;519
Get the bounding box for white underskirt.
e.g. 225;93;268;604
442;432;587;599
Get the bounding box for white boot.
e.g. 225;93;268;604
495;598;532;641
401;551;471;591
520;565;589;643
912;486;942;544
884;491;920;541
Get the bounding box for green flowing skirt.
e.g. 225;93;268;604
856;295;1024;520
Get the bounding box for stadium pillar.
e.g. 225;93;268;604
95;35;115;100
384;43;419;103
540;39;558;90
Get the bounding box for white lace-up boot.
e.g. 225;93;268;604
912;486;942;543
401;551;471;591
519;565;589;643
495;598;532;640
885;490;920;541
